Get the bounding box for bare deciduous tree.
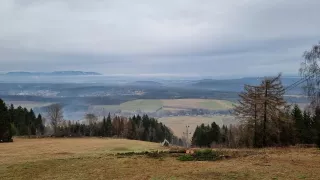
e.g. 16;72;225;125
300;42;320;109
85;113;98;136
46;104;63;136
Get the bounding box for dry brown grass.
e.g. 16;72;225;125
1;138;320;180
0;138;164;165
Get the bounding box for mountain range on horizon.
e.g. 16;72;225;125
4;71;102;76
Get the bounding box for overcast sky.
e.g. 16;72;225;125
0;0;319;77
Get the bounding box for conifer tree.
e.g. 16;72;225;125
102;116;107;137
106;113;113;137
36;114;44;135
0;99;11;142
314;107;320;147
292;104;304;143
302;110;313;144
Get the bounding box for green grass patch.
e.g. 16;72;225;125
177;154;194;161
199;100;235;110
120;99;163;112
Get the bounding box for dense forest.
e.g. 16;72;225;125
192;104;320;148
0;99;44;142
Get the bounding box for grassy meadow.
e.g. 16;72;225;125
93;99;235;113
161;99;235;110
1;138;320;180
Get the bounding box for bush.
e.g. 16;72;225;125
177;154;194;161
194;149;221;161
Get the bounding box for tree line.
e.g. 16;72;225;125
0;99;179;145
53;112;177;144
0;99;44;142
192;103;320;148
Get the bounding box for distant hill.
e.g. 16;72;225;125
191;76;302;93
129;81;163;87
192;78;260;87
6;71;102;76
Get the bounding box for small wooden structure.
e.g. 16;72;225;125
161;139;170;146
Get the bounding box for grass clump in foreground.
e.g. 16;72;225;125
117;149;187;159
178;149;222;161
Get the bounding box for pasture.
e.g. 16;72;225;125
93;99;235;114
161;99;235;110
1;138;320;180
158;116;236;137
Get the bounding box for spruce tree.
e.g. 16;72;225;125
102;116;106;137
314;107;320;147
36;114;44;135
0;99;11;142
126;119;136;139
292;104;304;143
209;122;221;144
106;113;113;137
28;109;36;135
303;110;313;144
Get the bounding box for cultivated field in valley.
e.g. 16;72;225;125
93;99;235;113
158;116;236;137
1;138;320;180
161;99;235;110
94;99;163;113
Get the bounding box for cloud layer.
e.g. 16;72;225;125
0;0;319;77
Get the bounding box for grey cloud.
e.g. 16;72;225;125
0;0;319;76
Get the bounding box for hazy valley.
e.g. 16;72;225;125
0;72;308;137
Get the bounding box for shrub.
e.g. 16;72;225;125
194;149;221;161
177;154;194;161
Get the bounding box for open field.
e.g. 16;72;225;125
158;116;236;137
120;99;163;112
1;138;320;180
161;99;235;110
93;99;163;113
93;99;235;113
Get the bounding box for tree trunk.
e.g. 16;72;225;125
263;81;268;147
